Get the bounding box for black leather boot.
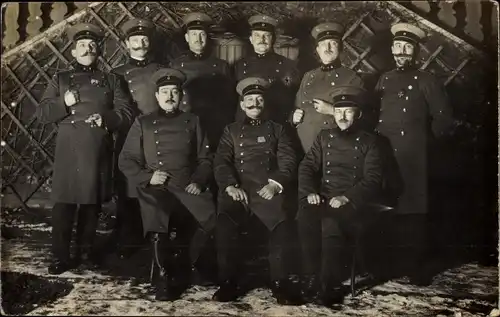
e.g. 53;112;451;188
316;283;345;307
270;279;303;306
212;279;239;302
300;275;320;302
48;260;71;275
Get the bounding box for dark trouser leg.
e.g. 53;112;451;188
297;202;322;277
268;222;288;282
51;203;77;263
116;196;143;250
215;213;241;282
75;204;101;260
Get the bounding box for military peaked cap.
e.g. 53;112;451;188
152;68;187;88
182;12;213;30
311;22;344;42
121;18;154;38
248;14;278;32
391;23;426;45
329;86;367;108
67;23;104;42
236;77;271;96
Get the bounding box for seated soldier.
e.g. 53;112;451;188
297;86;383;306
118;68;216;301
212;77;300;305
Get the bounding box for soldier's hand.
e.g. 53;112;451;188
226;186;248;204
307;193;322;205
329;196;350;209
292;109;305;124
150;171;169;185
257;183;280;200
64;90;79;107
313;99;334;116
85;113;103;128
185;183;202;195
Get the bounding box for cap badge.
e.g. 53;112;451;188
341;96;346;100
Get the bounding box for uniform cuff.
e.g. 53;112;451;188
269;179;283;194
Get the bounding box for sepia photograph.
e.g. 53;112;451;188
0;1;498;316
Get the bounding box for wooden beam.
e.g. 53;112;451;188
385;1;484;57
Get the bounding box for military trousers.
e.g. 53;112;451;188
51;203;101;263
297;201;365;285
215;196;289;283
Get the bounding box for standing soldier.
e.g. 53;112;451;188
36;23;136;275
170;12;235;152
375;23;455;284
291;22;365;155
118;68;216;300
211;77;299;305
233;14;300;124
297;86;383;306
112;18;164;259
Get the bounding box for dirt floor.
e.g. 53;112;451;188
1;207;498;316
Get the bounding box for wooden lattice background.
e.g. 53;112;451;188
0;1;493;212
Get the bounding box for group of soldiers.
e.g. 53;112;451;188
36;10;456;307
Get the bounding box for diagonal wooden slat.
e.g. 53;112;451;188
4;65;40;107
87;6;128;53
25;53;57;88
350;46;373;70
1;101;54;164
117;2;136;19
154;3;180;28
444;58;470;86
343;41;377;72
343;12;371;41
45;39;72;66
1;141;38;179
420;45;444;70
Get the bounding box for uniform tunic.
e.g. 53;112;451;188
233;52;300;124
375;67;454;215
214;118;297;231
37;64;135;204
170;51;235;151
299;126;383;209
118;110;216;234
294;62;364;154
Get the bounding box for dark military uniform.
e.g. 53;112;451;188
294;22;365;155
233;15;300;124
112;18;164;257
212;78;298;304
170;12;236;152
36;23;136;272
374;23;455;283
297;86;382;303
118;68;216;300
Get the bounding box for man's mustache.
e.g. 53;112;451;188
247;106;263;110
132;46;148;51
394;54;412;58
80;51;96;57
338;119;348;123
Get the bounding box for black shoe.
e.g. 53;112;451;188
271;279;303;306
316;285;344;307
300;275;320;302
155;276;183;301
48;260;70;275
212;280;239;302
74;251;101;270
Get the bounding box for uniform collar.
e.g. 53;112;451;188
73;62;97;72
129;57;150;67
158;108;181;118
334;122;361;136
320;60;341;71
244;116;263;126
189;50;209;60
396;64;417;72
253;51;273;59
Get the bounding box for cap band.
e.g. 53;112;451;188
127;26;150;37
333;94;361;107
242;85;265;96
251;22;275;32
316;30;342;42
157;76;182;88
393;31;420;44
74;30;99;42
186;20;208;31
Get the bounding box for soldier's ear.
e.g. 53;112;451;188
184;32;189;43
249;34;254;46
240;99;246;111
155;91;160;102
357;109;363;119
71;48;77;58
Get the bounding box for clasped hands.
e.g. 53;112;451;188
64;90;103;128
307;193;350;209
149;170;202;195
226;181;281;203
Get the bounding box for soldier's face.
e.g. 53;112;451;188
126;35;150;59
156;85;181;112
316;39;340;64
250;31;273;54
333;106;361;131
241;94;265;119
72;39;98;66
185;30;207;53
392;40;415;67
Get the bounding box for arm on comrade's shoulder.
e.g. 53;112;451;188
343;137;383;209
214;125;240;190
298;132;323;199
118;117;154;187
36;73;70;124
101;73;138;133
268;125;298;193
190;117;214;188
